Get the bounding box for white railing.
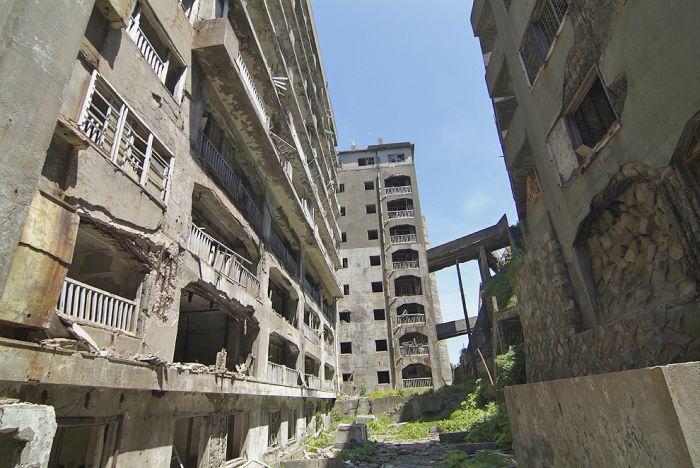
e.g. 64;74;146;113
127;19;166;79
388;210;415;219
402;377;433;388
385;186;412;196
57;277;137;333
198;134;263;231
188;224;260;295
267;362;299;386
306;374;321;390
303;325;321;344
390;234;418;244
397;314;426;326
393;260;419;270
234;51;268;125
400;344;430;356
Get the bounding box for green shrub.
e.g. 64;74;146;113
494;344;526;393
337;443;378;462
359;384;368;397
483;249;524;309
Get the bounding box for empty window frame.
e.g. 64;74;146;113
268;411;281;447
79;72;173;202
375;339;388;352
366;204;377;214
358;157;375;166
342;258;349;268
340;206;346;216
178;0;198;21
341;232;347;242
127;3;187;99
364;180;375;190
343;284;350;295
519;0;568;83
373;309;386;320
339;311;351;323
342;372;353;382
567;76;618;150
340;342;352;354
388;153;406;163
369;255;381;266
338;183;345;193
377;371;390;384
367;230;379;240
371;281;383;293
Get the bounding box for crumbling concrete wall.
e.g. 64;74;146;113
0;401;57;468
505;362;700;467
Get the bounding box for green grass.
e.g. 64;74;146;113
442;449;516;468
337;443;379;462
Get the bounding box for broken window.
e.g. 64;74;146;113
369;255;381;266
366;204;377;214
358;157;375;166
371;281;383;293
394;275;422;296
338;183;345;193
343;284;350;295
268;275;298;326
172;417;205;468
268;411;281;448
288;410;296;441
367;229;379;240
567;77;618;151
339;311;351;323
342;258;348;268
364;180;375;190
375;339;388;352
519;0;568;83
226;413;247;461
49;419;120;468
79;72;173;202
341;232;347;242
342;372;353;382
388;153;406;163
377;371;391;384
340;342;352;354
127;2;187;100
373;309;386;320
340;206;346;216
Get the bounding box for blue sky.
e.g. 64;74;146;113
311;0;517;364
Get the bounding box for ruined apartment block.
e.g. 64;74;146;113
335;142;452;394
472;0;700;465
0;0;344;465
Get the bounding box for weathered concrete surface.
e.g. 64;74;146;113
282;459;346;468
0;401;57;468
335;424;367;448
505;361;700;467
0;0;93;299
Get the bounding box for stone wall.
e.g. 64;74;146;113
516;164;700;382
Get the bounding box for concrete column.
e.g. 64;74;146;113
0;0;94;298
0;401;57;468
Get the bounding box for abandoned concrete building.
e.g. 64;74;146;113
472;0;700;465
334;142;452;394
0;0;344;465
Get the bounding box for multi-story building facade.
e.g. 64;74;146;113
0;0;343;465
471;0;700;383
335;142;452;394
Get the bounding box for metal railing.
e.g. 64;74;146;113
402;377;433;388
127;19;166;79
268;231;299;278
390;234;418;244
187;224;259;295
388;210;415;219
302;277;323;309
393;260;419;270
396;285;422;296
385;186;412;196
198;133;263;232
234;51;268;125
397;314;426;326
399;344;430;356
306;374;321;390
267;362;299;386
57;277;137;333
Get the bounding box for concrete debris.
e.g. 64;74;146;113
133;353;167;365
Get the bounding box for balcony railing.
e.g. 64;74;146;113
305;374;321;390
56;277;137;333
393;260;419;270
198;133;263;232
234;51;268;125
388;210;415;219
399;344;430;356
390;234;418;244
187;224;260;295
385;186;412;196
303;325;321;345
396;286;422;296
302;277;323;309
268;231;299;278
267;362;299;387
127;18;166;80
403;377;433;388
397;314;426;326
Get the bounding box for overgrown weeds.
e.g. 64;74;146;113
442;449;515;467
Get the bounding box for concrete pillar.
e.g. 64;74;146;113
0;0;94;298
0;401;57;468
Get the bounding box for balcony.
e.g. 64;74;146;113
302;277;323;310
393;260;419;270
197;133;263;232
305;374;321;390
385;186;412;196
303;325;321;345
56;277;137;334
399;344;430;357
388;210;415;219
268;231;299;279
402;378;433;388
397;314;426;326
187;224;260;295
390;234;418;244
267;362;299;387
